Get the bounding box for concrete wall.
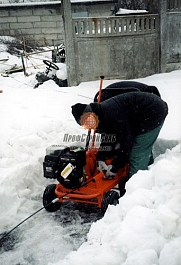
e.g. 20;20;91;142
1;1;181;84
0;2;114;46
159;0;181;73
166;11;181;71
0;3;63;46
73;15;159;82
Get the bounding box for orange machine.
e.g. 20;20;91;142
42;146;129;214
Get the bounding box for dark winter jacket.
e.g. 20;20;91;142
94;81;161;102
90;92;168;170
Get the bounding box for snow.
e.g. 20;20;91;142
116;8;148;15
0;39;181;265
55;63;67;80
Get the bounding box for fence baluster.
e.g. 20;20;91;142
111;19;115;33
73;15;158;37
131;18;134;32
114;19;117;33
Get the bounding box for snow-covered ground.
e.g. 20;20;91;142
0;40;181;265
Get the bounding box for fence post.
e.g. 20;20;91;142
61;0;78;86
159;0;167;73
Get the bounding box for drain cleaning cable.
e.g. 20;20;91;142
0;198;58;244
0;177;97;244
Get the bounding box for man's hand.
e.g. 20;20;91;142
97;161;108;172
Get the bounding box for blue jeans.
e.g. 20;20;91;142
129;123;163;178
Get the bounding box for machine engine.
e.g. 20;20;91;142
43;145;86;189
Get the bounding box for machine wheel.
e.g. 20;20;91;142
106;190;119;205
101;190;119;215
43;184;61;212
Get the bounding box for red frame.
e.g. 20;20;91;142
55;148;129;208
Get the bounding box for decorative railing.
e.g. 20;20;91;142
73;14;159;37
167;0;181;10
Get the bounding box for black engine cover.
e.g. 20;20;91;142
43;146;86;189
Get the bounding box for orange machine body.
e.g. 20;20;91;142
55;148;129;208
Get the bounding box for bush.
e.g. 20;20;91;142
0;36;42;55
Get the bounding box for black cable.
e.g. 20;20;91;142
0;177;96;243
0;205;45;243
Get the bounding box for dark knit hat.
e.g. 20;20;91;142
71;103;87;124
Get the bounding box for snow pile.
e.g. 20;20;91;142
49;145;181;265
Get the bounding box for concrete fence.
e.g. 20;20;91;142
72;14;159;83
73;15;158;36
0;0;181;85
65;0;181;85
160;0;181;73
